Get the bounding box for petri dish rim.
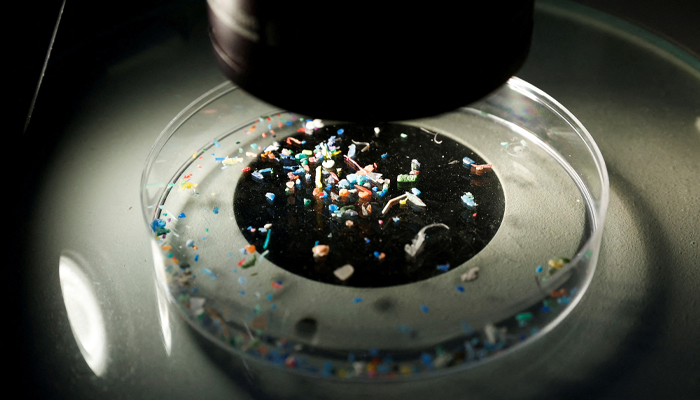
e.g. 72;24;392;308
140;77;609;381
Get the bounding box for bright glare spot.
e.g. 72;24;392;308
59;254;108;377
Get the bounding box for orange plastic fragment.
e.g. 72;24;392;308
245;244;256;254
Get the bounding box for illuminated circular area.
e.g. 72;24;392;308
233;123;505;287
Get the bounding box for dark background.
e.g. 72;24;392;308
12;0;700;398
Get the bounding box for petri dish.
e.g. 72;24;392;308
141;77;608;380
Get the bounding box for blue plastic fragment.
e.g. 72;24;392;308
213;207;219;214
178;212;186;218
462;156;475;168
461;321;474;334
461;192;477;210
194;254;200;262
337;128;344;135
329;204;339;212
456;285;465;292
536;265;543;273
353;297;363;303
411;188;421;196
251;171;264;182
420;304;429;313
381;153;388;159
260;168;273;176
265;193;275;203
263;229;272;249
437;264;450;272
238;276;247;285
420;352;433;367
186;239;194;247
151;219;166;231
348;144;356;158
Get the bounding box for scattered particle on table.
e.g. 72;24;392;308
241;255;257;269
238;276;247;285
420;305;429;313
353;297;363;303
213;207;220;214
461;267;479;281
194;254;200;262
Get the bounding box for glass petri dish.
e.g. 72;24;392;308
141;77;608;380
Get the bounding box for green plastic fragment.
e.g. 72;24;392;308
304;198;312;207
397;174;418;183
515;312;533;321
241;255;257;269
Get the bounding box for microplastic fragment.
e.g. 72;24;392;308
312;244;330;258
461;267;480;281
405;223;449;258
333;264;354;281
263;229;272;249
241;255;257;269
437;264;450;272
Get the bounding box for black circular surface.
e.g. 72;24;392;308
234;123;505;287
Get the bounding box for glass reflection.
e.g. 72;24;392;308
156;281;172;356
59;253;108;377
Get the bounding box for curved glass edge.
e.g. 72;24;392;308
140;81;237;236
139;77;608;382
504;76;610;270
539;0;700;77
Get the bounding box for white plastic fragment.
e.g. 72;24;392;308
189;297;206;317
404;223;449;257
333;264;354;281
461;267;480;282
484;323;497;344
381;193;408;215
405;192;426;209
